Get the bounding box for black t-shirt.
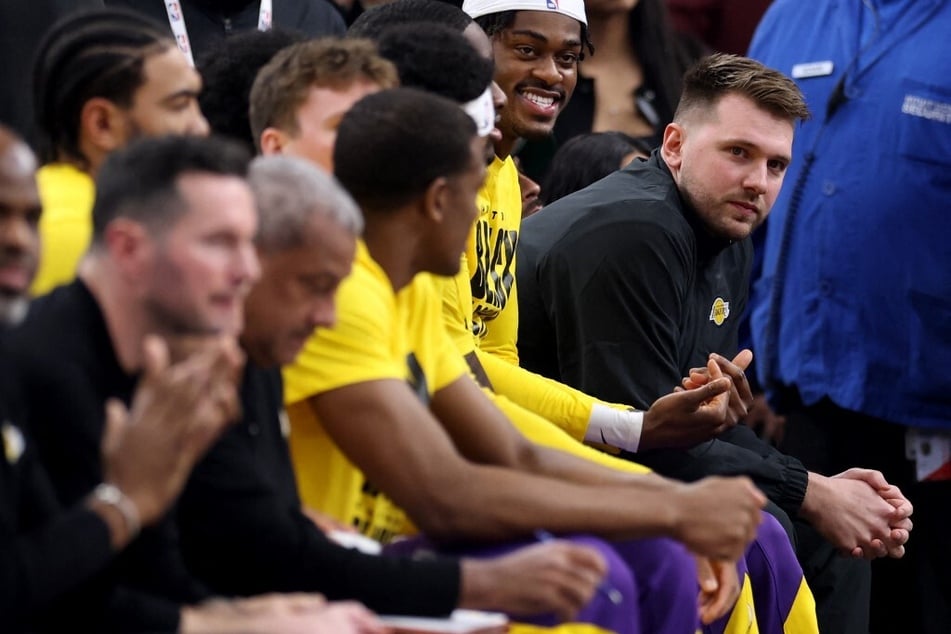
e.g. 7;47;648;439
519;151;749;405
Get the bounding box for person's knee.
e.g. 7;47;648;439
650;537;698;602
569;535;639;606
615;536;698;601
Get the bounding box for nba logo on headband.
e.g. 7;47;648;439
463;0;586;26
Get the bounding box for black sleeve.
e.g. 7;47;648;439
536;216;810;515
540;216;693;409
0;442;182;633
627;425;809;516
0;352;111;626
0;457;112;625
2;513;182;633
15;352;107;505
178;426;462;616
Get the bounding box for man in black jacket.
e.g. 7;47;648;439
6;134;383;632
518;53;914;630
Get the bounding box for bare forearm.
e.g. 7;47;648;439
408;460;679;543
798;471;825;522
517;441;673;490
318;380;755;558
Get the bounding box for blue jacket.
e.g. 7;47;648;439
749;0;951;429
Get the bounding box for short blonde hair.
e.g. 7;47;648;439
249;37;399;150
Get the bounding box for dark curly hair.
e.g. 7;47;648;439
377;23;493;104
198;28;305;155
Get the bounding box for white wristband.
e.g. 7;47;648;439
584;403;644;453
92;483;141;540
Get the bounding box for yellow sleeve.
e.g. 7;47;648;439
487;389;651;475
32;164;96;295
477;346;607;442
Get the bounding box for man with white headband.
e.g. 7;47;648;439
456;0;587;366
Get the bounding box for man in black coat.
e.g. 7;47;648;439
518;53;913;631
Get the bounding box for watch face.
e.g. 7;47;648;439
95;483;121;503
2;422;25;464
93;483;141;537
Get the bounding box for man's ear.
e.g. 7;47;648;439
79;97;130;157
259;127;288;155
102;218;151;280
661;122;685;170
421;176;449;224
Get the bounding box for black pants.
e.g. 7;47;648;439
781;392;951;634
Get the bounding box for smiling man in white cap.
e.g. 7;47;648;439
465;0;587;161
452;0;586;368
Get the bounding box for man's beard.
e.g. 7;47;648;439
145;295;223;337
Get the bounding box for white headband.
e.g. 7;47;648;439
462;87;496;137
462;0;586;27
